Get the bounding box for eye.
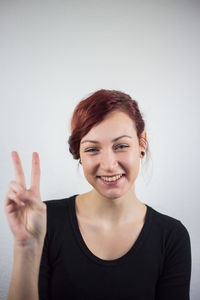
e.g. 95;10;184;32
84;144;129;153
115;144;129;150
85;148;98;153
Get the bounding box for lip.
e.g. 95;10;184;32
98;174;125;185
97;173;125;177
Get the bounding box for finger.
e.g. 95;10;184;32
30;152;40;193
5;191;25;207
6;188;36;209
11;151;26;189
9;180;25;194
5;202;21;214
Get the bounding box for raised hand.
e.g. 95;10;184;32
5;151;47;248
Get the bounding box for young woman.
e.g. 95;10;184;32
5;89;191;300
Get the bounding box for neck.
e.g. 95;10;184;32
81;185;145;226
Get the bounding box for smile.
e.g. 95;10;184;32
100;174;123;181
98;174;125;185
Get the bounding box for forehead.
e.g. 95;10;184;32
81;111;137;141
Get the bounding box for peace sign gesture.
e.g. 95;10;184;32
5;152;47;248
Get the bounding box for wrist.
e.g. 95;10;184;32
14;239;44;257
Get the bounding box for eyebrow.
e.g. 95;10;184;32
80;135;132;145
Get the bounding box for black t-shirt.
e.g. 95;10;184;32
38;194;191;300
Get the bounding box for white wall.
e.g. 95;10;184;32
0;0;199;299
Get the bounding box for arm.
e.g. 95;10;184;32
7;242;44;300
5;152;47;300
155;221;191;300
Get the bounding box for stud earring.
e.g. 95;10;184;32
141;151;145;156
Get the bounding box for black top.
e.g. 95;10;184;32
38;194;191;300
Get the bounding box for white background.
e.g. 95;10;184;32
0;0;199;299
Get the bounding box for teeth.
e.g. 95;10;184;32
101;174;122;181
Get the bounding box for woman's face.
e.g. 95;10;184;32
79;110;146;200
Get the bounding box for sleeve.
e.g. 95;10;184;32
155;221;191;300
38;232;51;300
38;202;51;300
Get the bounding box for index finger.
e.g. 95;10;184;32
11;151;26;189
30;152;40;193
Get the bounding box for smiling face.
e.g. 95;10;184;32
79;110;146;200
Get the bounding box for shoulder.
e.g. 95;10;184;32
149;205;189;232
148;205;191;252
43;194;76;208
42;194;77;227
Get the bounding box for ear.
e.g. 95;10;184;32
139;130;147;151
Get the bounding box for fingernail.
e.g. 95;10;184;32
20;201;25;206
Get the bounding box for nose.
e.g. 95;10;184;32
99;149;118;172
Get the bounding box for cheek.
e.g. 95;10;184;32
82;157;97;177
82;157;94;168
124;150;139;164
124;151;140;174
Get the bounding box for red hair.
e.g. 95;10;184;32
68;89;149;161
